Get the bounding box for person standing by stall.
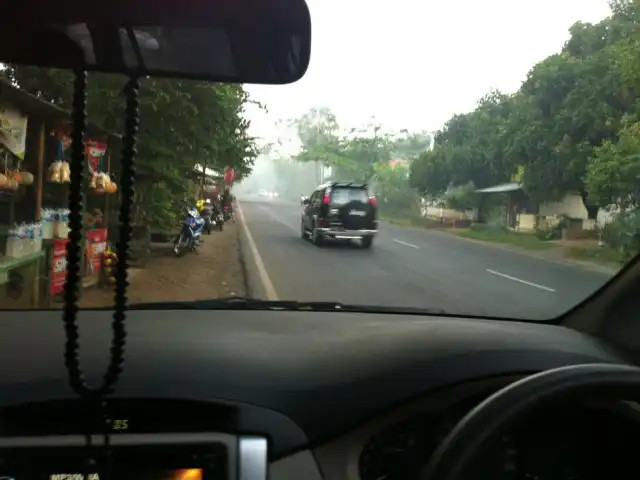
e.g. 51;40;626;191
221;187;235;223
209;193;224;228
199;198;215;233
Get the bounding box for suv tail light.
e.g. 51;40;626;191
369;196;377;206
323;194;330;204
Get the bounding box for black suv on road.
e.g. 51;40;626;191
300;182;378;248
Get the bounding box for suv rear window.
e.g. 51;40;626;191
330;187;369;205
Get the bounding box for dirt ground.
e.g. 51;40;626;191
77;222;246;308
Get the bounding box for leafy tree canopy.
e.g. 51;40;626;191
407;0;640;218
2;66;259;227
290;107;432;184
286;108;430;217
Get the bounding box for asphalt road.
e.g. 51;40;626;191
237;197;615;320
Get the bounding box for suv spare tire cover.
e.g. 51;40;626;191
338;199;373;230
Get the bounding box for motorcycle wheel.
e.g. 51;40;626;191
173;234;188;257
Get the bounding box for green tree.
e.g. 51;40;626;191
390;131;432;160
586;116;640;211
410;90;514;197
444;182;480;211
372;162;420;216
291;108;395;183
289;108;428;215
2;66;258;227
409;2;640;219
409;145;451;198
338;125;392;182
289;107;342;181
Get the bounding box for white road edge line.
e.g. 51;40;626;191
393;239;420;249
486;269;555;292
236;201;279;301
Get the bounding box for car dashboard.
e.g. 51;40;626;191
308;376;639;480
0;309;636;480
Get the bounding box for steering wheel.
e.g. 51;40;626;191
422;363;640;480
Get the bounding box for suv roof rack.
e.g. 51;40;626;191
330;181;368;189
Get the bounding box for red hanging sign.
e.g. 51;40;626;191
85;228;108;277
50;239;69;295
224;167;236;185
85;140;107;172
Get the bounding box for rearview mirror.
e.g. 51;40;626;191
301;197;309;205
0;0;312;84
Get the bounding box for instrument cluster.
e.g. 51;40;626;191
357;398;640;480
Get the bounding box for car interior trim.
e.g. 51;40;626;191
0;432;273;480
239;436;269;480
0;432;237;447
270;449;323;480
314;375;524;480
309;374;640;480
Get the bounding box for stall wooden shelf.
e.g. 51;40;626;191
0;250;44;282
0;79;121;308
0;250;44;307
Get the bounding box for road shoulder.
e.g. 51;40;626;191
445;231;619;276
381;220;618;276
235;200;279;300
78;222;246;308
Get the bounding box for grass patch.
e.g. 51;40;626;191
564;245;625;267
452;227;553;250
380;215;444;229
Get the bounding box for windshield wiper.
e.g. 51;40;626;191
122;296;348;311
109;296;447;315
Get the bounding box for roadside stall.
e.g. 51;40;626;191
0;89;43;308
0;80;121;308
43;124;120;302
193;163;223;200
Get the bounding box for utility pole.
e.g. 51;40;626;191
368;125;381;183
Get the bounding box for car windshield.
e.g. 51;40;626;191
0;0;634;321
330;188;369;205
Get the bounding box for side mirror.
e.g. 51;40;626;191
301;196;309;205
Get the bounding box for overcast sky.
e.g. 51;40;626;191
243;0;611;150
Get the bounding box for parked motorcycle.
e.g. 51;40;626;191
201;199;215;234
223;204;235;223
215;211;224;231
203;213;215;234
173;207;205;257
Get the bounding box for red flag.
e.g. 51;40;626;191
224;167;236;185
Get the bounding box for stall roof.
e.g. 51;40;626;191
0;78;121;144
476;182;522;193
193;164;223;178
